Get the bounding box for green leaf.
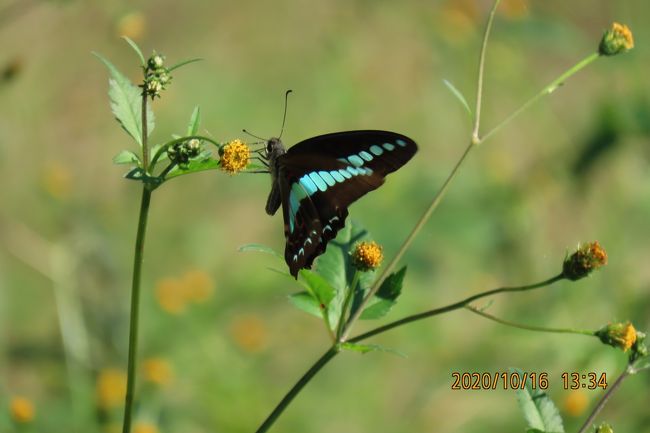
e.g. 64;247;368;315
512;368;564;433
93;52;155;146
187;106;201;136
443;79;472;119
299;269;335;307
340;342;406;357
238;243;283;260
121;36;145;67
288;292;323;318
168;58;203;72
360;266;406;320
113;150;141;165
164;157;219;180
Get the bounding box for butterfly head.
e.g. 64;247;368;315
265;137;286;161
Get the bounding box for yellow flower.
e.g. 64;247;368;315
10;396;35;423
96;368;127;409
500;0;529;20
229;314;267;353
563;389;588;416
182;269;215;303
115;12;146;40
133;421;160;433
599;22;634;56
562;241;607;281
351;241;383;272
155;277;188;314
220;139;250;174
596;322;637;352
143;358;174;387
41;161;72;200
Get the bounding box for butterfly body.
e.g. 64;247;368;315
263;130;417;278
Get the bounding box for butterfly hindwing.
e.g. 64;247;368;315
275;130;417;277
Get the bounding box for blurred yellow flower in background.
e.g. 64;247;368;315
438;0;479;45
41;161;72;200
96;368;127;409
143;357;174;387
563;389;588;416
500;0;529;20
133;421;160;433
116;11;146;40
155;270;215;314
229;314;268;353
9;396;35;423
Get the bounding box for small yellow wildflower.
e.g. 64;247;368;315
116;12;146;40
596;322;637;352
10;396;35;423
562;241;607;281
41;161;72;200
500;0;529;20
155;277;188;314
143;358;174;387
220;139;250;174
351;241;383;272
96;368;127;409
229;314;267;353
563;389;588;417
133;421;160;433
182;269;215;303
599;22;634;56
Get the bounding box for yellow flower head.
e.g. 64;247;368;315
143;358;174;387
596;322;637;352
563;389;588;417
229;314;268;353
155;277;188;315
115;12;146;40
10;396;35;423
220;139;250;174
599;22;634;56
562;241;607;281
182;269;215;303
133;421;160;433
96;368;127;409
351;241;383;272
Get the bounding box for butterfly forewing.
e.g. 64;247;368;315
274;130;417;277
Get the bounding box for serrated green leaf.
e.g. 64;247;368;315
512;368;564;433
340;342;406;357
238;243;283;260
288;292;323;318
93;52;155;146
299;269;335;307
164;158;219;180
121;36;145;67
359;266;406;320
113;150;141;165
443;79;472;119
187;106;201;135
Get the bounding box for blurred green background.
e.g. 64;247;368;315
1;0;649;432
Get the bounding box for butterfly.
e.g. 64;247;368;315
256;130;418;278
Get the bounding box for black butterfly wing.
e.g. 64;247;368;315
277;130;417;277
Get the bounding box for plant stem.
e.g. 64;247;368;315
340;0;502;342
255;348;339;433
336;270;360;340
122;88;153;433
349;274;564;343
480;52;600;143
122;188;151;433
465;305;595;336
576;363;632;433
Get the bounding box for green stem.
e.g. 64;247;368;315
255;348;339;433
121;188;152;433
336;271;360;340
141;91;149;173
340;0;503;342
576;363;632;433
465;305;595;336
349;274;564;343
480;52;600;143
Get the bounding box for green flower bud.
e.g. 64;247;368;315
599;23;634;56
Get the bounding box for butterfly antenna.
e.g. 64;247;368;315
278;89;292;139
242;129;266;141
